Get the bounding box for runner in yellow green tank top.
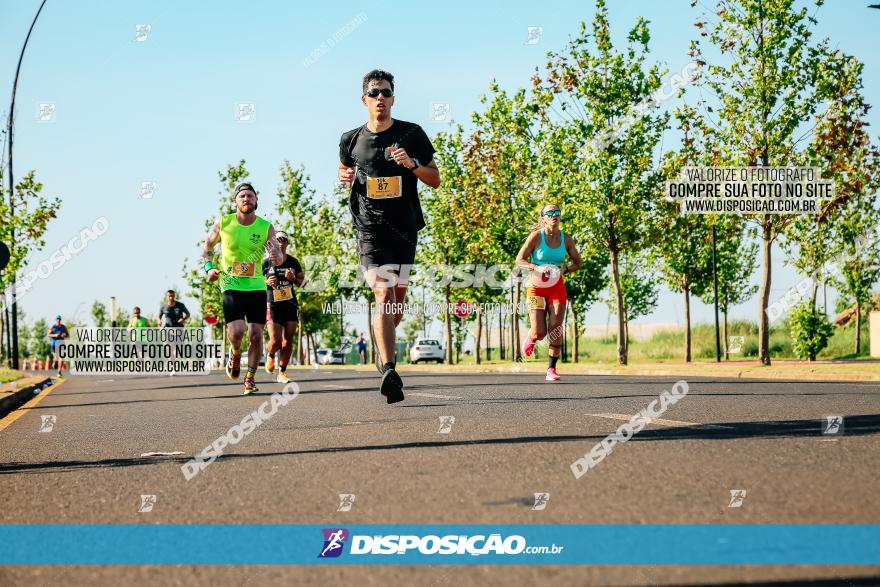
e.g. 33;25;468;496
204;183;284;394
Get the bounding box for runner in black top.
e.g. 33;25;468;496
159;290;190;327
262;231;304;384
338;69;441;404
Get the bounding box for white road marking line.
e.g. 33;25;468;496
587;413;734;429
321;384;347;388
98;379;115;382
409;392;463;400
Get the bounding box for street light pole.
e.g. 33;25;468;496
7;0;49;370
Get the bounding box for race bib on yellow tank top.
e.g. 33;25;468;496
231;261;256;277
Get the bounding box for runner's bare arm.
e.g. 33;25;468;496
293;269;305;287
204;217;221;261
390;148;440;189
266;225;284;266
413;160;440;189
515;232;541;271
563;233;583;275
203;217;221;282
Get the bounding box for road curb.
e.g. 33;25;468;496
0;377;53;419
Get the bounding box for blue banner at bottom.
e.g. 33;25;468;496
0;525;877;565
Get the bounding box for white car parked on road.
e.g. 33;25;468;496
410;339;444;364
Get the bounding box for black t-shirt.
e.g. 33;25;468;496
262;254;303;304
159;301;189;327
339;119;435;241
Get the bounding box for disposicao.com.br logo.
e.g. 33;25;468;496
318;528;564;558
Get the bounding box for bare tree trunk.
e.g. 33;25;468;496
366;298;374;365
855;300;862;355
297;320;303;365
684;283;692;362
723;309;729;361
475;304;482;365
513;282;522;361
499;304;505;360
572;303;579;364
444;284;453;364
758;221;773;366
509;287;516;361
609;248;627;365
485;308;491;361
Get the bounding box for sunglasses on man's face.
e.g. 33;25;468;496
544;210;562;217
365;88;393;98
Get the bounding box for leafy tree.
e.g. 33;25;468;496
29;318;51;359
0;170;61;291
91;301;108;327
789;301;833;360
532;0;669;364
688;0;866;364
0;169;61;364
274;162;346;360
564;248;608;362
699;216;759;358
603;251;659;345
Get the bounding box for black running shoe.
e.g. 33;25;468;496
380;368;405;404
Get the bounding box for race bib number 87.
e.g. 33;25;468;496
367;176;402;199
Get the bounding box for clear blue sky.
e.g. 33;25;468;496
2;0;878;333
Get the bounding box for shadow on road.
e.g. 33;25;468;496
1;415;878;475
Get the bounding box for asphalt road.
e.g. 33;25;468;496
0;368;878;586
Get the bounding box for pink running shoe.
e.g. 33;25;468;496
522;336;536;357
545;367;560;381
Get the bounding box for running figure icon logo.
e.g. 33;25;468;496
139;181;157;199
525;26;544;45
822;415;844;435
728;489;747;508
39;415;57;433
431;102;451;122
138;494;157;513
235;102;256;123
532;492;550;511
133;24;151;42
728;336;745;353
437;416;456;434
337;494;356;512
36;103;57;123
318;528;349;558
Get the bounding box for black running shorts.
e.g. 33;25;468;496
269;300;299;324
356;230;417;270
222;290;267;324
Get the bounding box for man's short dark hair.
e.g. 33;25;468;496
166;290;175;297
362;69;394;95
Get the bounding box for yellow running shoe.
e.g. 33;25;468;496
226;350;242;380
276;370;290;384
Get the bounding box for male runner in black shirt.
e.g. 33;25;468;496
338;69;441;403
262;231;304;384
159;290;190;327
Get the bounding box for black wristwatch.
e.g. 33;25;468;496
411;158;420;170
